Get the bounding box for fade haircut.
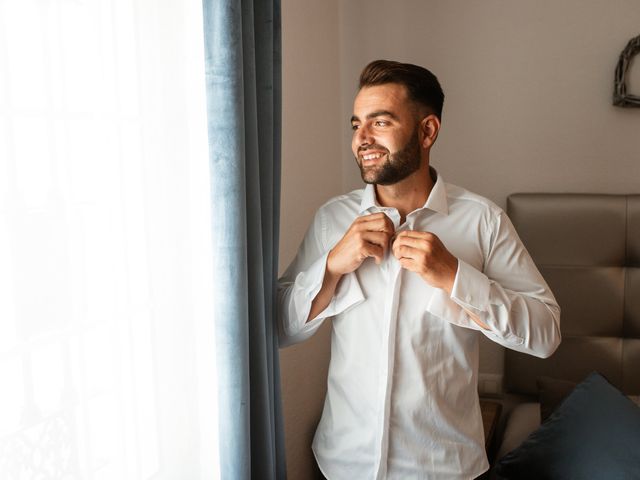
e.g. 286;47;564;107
359;60;445;120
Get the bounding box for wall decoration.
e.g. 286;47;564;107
613;34;640;107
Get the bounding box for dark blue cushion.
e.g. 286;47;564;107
496;372;640;480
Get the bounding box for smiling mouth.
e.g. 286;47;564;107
360;151;387;165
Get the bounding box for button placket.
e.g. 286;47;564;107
374;257;403;480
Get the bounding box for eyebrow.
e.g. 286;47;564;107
350;110;399;123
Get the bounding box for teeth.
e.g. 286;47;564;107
362;153;384;161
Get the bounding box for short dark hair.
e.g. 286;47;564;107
359;60;444;120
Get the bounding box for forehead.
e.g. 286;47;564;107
352;83;412;117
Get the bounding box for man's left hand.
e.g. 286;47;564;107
392;231;458;294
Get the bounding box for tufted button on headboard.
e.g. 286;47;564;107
504;193;640;396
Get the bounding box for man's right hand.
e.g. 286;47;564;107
327;212;396;276
307;212;395;322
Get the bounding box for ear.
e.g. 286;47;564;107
419;114;441;149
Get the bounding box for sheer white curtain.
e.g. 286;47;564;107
0;0;219;478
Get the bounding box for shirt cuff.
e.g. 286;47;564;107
449;260;525;345
442;259;491;331
311;270;365;321
294;252;365;327
451;259;491;314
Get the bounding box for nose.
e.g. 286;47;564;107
354;123;374;148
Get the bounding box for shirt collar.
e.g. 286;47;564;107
358;167;449;216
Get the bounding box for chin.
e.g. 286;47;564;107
360;171;379;185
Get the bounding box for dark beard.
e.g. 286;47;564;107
357;128;421;185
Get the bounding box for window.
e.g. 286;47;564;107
0;0;219;478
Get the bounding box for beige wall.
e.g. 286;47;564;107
279;0;341;478
281;1;640;477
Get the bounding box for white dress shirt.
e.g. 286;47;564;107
278;170;561;479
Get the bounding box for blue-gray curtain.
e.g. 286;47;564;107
202;0;286;479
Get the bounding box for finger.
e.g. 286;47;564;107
362;231;392;251
359;213;395;233
358;212;388;223
361;219;394;235
362;242;384;265
393;244;422;261
395;230;437;241
392;235;424;255
380;213;395;230
398;256;420;272
392;235;430;251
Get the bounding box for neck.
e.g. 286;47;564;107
375;164;434;223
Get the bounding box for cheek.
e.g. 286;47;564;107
379;134;397;152
351;137;360;157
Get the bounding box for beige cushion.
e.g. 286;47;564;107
496;403;540;459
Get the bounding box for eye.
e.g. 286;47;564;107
374;120;389;127
351;124;360;131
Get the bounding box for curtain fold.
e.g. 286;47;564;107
202;0;286;478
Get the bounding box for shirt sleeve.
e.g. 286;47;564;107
277;208;365;347
448;210;561;358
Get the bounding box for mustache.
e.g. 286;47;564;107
358;144;389;155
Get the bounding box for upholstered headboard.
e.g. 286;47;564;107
504;193;640;396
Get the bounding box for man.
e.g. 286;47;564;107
278;60;560;479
